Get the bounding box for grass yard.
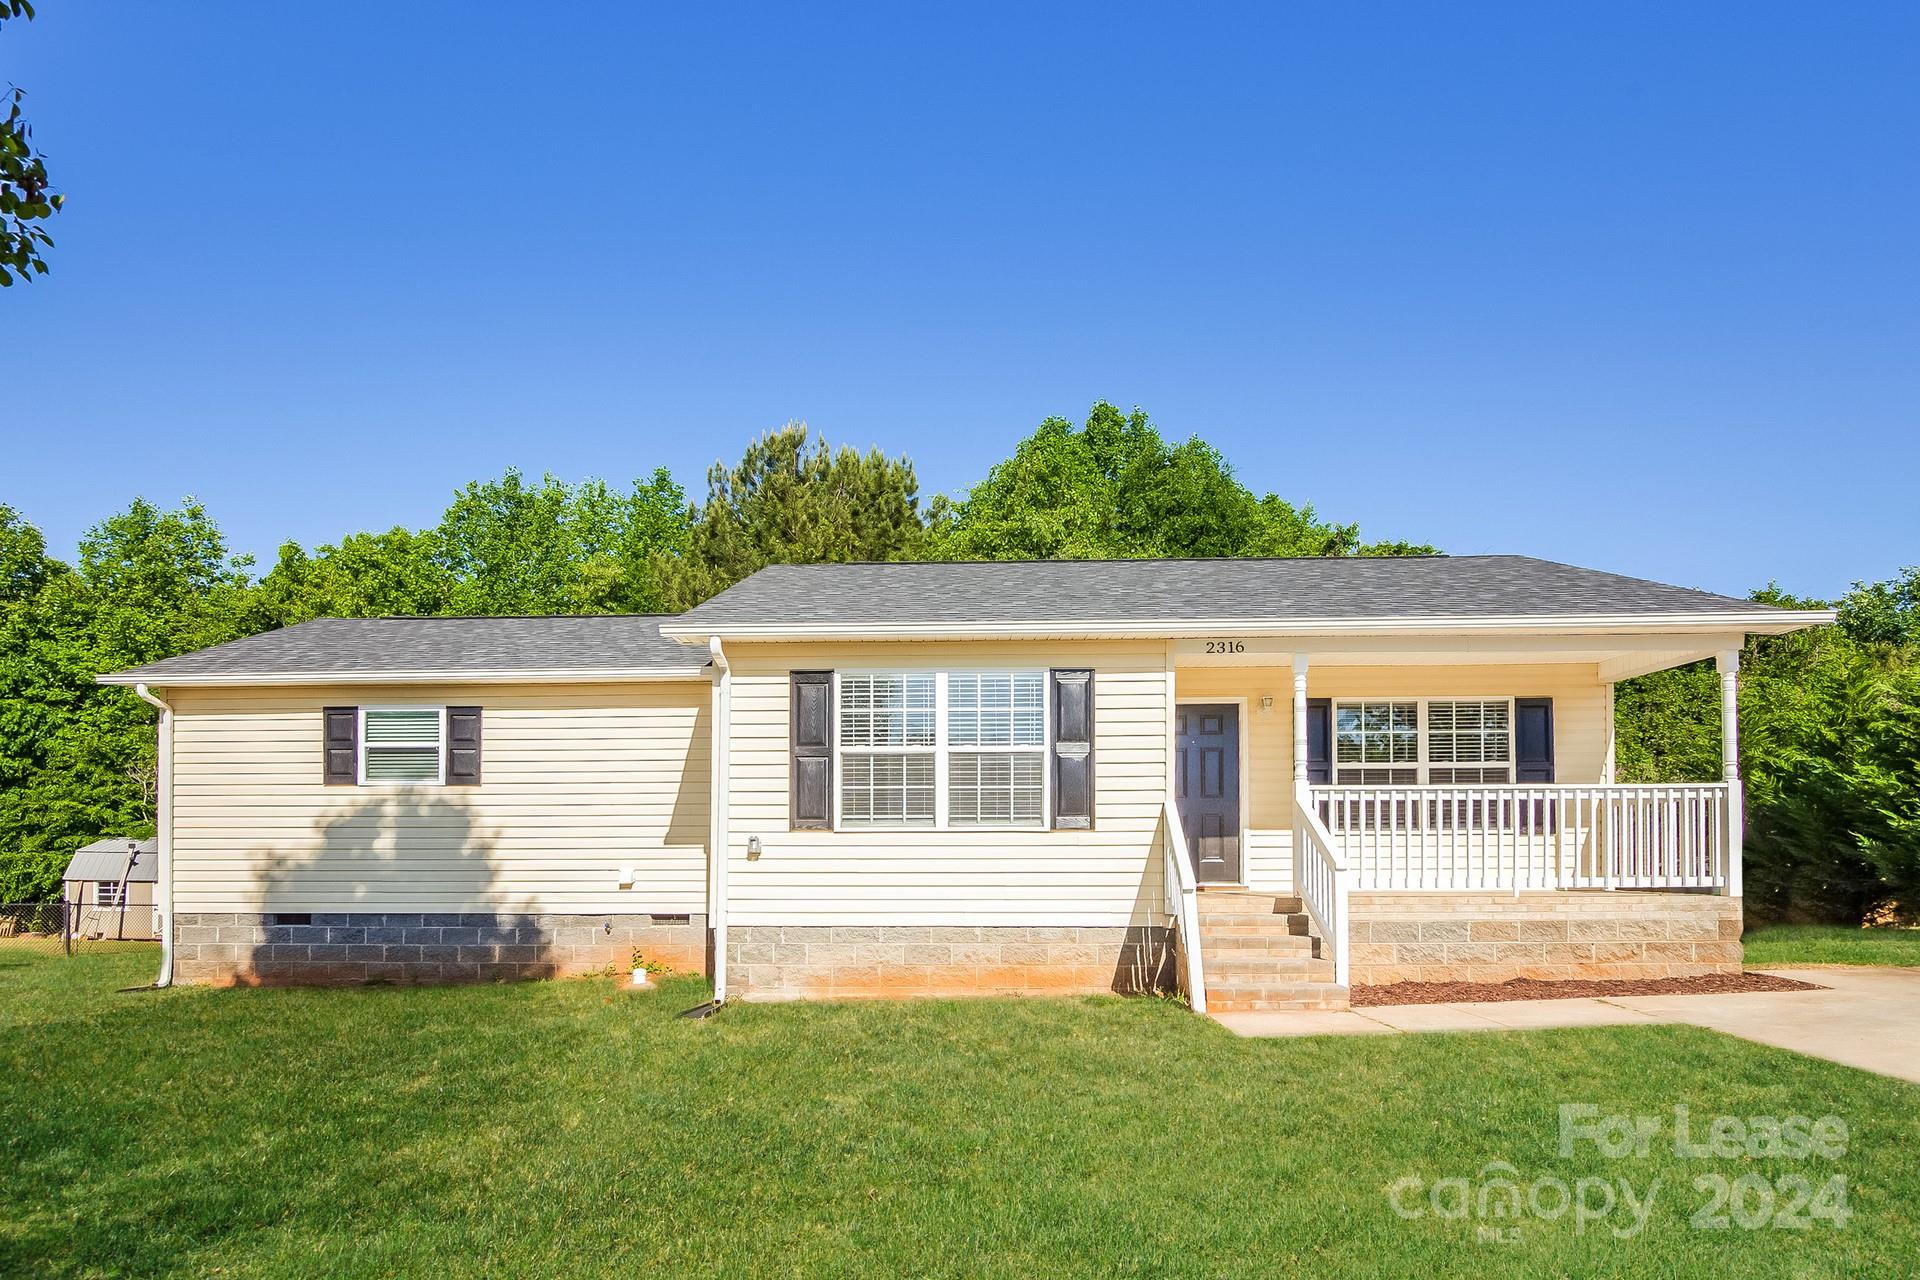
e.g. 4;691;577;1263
1744;924;1920;969
3;947;1917;1277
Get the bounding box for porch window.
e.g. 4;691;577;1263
1426;699;1512;784
1333;698;1513;785
837;671;1048;828
1334;701;1419;785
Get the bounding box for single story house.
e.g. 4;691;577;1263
99;556;1831;1012
63;837;161;941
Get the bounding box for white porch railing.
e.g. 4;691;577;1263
1310;783;1732;893
1161;799;1207;1013
1291;797;1351;986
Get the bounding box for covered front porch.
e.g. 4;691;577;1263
1158;632;1746;1009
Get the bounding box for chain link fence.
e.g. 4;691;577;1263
0;902;159;955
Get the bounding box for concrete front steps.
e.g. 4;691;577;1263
1197;889;1349;1012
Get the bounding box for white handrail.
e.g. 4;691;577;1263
1309;782;1731;893
1291;791;1350;986
1161;799;1207;1013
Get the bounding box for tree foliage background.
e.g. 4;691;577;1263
1;402;1911;923
1;1;62;288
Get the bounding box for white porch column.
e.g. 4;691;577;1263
1718;649;1743;898
1291;653;1310;787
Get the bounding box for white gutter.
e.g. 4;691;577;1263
97;666;710;688
131;683;174;988
660;610;1836;644
707;636;731;1004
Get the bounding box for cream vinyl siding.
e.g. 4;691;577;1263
723;640;1169;927
168;682;710;913
1174;663;1608;894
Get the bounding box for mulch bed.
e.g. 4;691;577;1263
1352;972;1825;1007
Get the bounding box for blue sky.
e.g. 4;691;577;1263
8;3;1916;600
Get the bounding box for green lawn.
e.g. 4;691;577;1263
3;947;1917;1277
1744;924;1920;968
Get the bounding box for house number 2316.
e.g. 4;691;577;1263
1203;640;1245;654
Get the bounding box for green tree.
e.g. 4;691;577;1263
0;499;252;900
1617;576;1920;924
1;2;62;286
256;528;454;625
436;468;687;615
0;503;59;601
657;424;929;610
933;403;1432;561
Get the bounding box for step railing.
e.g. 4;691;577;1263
1161;799;1207;1013
1309;782;1731;892
1290;794;1351;986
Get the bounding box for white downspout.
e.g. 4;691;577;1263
133;683;174;987
707;636;731;1003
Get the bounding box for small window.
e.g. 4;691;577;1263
361;708;446;785
93;881;125;908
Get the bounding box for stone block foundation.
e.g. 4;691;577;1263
171;912;708;986
727;924;1174;1000
1348;891;1742;986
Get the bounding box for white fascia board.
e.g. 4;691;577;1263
95;667;712;688
657;610;1836;643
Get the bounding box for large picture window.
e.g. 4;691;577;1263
1334;698;1512;785
837;671;1048;828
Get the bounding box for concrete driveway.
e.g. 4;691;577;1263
1214;967;1920;1085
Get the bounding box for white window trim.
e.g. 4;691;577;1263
357;705;449;787
832;668;1053;832
1331;696;1516;786
93;881;125;907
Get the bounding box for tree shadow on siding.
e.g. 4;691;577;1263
247;791;514;985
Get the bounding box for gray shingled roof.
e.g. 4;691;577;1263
669;556;1792;631
65;838;159;883
103;616;705;683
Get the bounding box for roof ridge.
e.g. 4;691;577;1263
302;613;683;622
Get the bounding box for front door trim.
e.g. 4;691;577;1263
1176;697;1250;886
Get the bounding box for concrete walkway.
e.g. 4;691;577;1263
1213;967;1920;1085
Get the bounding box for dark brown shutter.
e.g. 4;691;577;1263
1515;698;1555;782
1051;669;1094;829
323;707;358;785
790;672;833;829
446;706;483;785
1305;698;1331;785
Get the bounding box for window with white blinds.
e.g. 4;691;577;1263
1334;701;1420;785
1333;698;1513;785
838;675;936;826
837;671;1048;828
93;881;125;907
1426;699;1513;784
360;708;446;784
